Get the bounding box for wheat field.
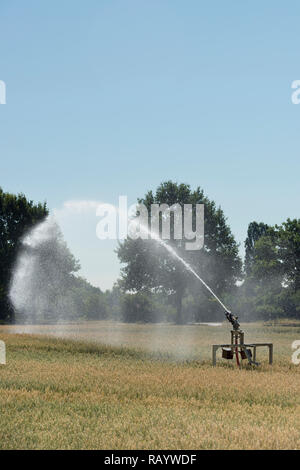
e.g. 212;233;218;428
0;321;299;449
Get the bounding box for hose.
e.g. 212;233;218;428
235;335;240;367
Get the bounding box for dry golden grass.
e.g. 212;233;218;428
0;321;300;449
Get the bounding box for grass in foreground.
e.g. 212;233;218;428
0;322;300;449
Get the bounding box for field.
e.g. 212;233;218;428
0;320;300;449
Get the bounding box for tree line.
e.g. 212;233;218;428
0;183;299;324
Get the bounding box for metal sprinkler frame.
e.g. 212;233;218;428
212;312;273;367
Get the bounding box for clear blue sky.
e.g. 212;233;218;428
1;1;299;290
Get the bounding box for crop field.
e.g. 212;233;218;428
0;321;300;450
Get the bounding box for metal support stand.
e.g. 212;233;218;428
212;330;273;367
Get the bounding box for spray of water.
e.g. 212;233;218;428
9;215;79;328
130;218;231;313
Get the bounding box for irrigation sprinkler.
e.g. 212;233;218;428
147;228;274;368
211;310;273;368
108;219;273;368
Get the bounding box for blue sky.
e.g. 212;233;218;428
0;1;299;290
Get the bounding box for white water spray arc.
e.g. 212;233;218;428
129;216;232;314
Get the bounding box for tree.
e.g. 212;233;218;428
104;283;123;320
250;233;284;319
121;292;156;323
244;221;270;276
71;276;108;320
0;188;48;321
242;218;300;320
117;181;242;324
277;219;300;292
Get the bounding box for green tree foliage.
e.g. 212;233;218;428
241;219;300;320
117;181;242;324
104;283;123;320
249;233;283;319
0;188;48;321
277;219;300;292
121;292;156;323
244;221;270;276
70;276;108;321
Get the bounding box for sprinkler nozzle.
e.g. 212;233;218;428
225;311;240;331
